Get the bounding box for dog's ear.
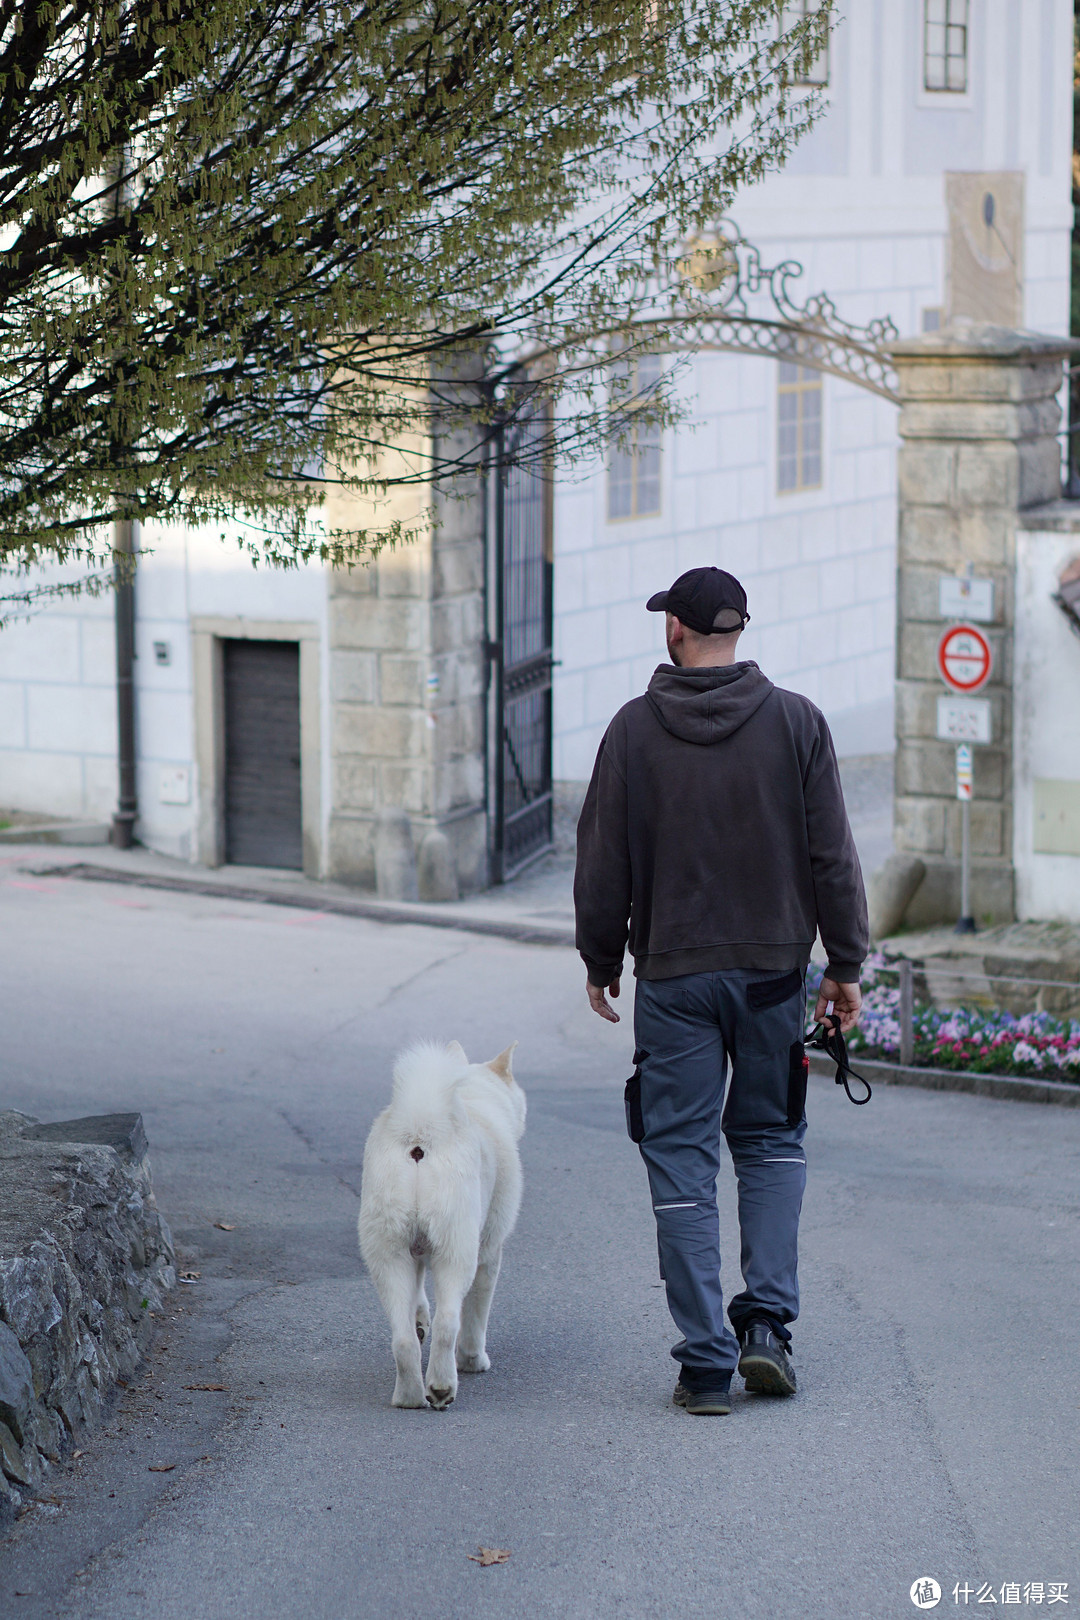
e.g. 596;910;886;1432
446;1040;467;1063
486;1042;518;1083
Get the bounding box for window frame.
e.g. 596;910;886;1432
606;354;663;523
923;0;969;96
776;356;824;497
778;1;830;89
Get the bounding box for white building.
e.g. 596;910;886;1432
0;0;1074;892
551;0;1074;781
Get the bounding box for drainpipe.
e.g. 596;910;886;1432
107;127;137;851
111;516;137;848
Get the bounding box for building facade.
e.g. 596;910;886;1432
551;0;1074;782
0;0;1074;899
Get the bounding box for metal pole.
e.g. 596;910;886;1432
106;143;138;851
954;741;976;934
111;516;138;848
491;420;506;885
898;958;914;1067
956;795;975;933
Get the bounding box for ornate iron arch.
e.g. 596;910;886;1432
634;218;901;402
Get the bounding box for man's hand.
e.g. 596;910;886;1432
586;976;621;1023
814;976;862;1034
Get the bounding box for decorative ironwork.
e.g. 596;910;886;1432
484;222;900;890
637;218;901;402
491;397;554;881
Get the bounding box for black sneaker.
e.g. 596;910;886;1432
737;1321;797;1396
673;1379;732;1415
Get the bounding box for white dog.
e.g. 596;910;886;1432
358;1040;525;1410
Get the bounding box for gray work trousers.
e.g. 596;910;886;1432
630;968;808;1389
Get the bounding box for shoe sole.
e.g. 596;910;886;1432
738;1351;796;1397
673;1386;731;1415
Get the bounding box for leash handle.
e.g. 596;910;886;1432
808;1015;872;1106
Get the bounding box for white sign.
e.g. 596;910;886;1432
939;575;994;622
159;765;191;805
937;697;991;744
955;743;973;802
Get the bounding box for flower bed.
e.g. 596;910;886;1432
806;954;1080;1082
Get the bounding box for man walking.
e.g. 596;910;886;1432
574;567;868;1415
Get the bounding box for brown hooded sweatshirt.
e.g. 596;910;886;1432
574;660;869;988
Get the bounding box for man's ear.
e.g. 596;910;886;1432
447;1040;467;1063
486;1042;518;1083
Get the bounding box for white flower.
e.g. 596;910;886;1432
1012;1041;1042;1068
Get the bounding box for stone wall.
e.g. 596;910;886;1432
888;326;1074;928
0;1112;175;1521
324;388;488;900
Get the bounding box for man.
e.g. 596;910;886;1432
574;566;867;1415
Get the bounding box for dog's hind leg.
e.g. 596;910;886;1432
371;1252;427;1408
424;1253;475;1410
458;1247;502;1374
414;1257;430;1344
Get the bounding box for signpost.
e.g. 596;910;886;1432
936;623;991;934
936;623;992;692
936;696;992;743
939;574;994;623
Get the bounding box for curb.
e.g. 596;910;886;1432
31;864;1079;1109
808;1051;1080;1108
35;862;577;948
0;823;109;846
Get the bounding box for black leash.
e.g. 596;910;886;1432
807;1015;872;1106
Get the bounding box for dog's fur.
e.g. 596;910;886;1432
358;1040;525;1409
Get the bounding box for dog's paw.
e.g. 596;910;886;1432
425;1384;456;1411
415;1308;430;1344
391;1380;427;1409
456;1350;490;1374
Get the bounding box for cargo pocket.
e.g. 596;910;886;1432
787;1041;809;1126
624;1049;647;1143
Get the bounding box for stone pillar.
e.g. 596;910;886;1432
323;406;488;898
888;325;1074;928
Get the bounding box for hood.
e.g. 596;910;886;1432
645;661;775;745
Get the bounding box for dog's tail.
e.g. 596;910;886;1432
383;1041;470;1149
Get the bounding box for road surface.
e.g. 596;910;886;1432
1;857;1076;1619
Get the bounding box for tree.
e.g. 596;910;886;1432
0;0;832;577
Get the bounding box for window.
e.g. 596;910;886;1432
924;0;968;93
779;2;829;87
607;354;662;520
777;359;822;493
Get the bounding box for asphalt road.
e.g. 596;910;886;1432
1;856;1077;1620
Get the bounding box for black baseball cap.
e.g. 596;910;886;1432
646;567;749;635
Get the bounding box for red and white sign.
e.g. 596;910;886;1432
937;624;992;693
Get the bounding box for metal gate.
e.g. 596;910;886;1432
491;403;554;881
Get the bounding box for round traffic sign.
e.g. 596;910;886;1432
937;623;992;693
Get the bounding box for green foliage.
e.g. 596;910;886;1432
0;0;833;572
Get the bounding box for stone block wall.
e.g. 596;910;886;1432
888;327;1074;927
0;1112;175;1521
323;408;488;897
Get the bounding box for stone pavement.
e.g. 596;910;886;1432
0;844;1076;1620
